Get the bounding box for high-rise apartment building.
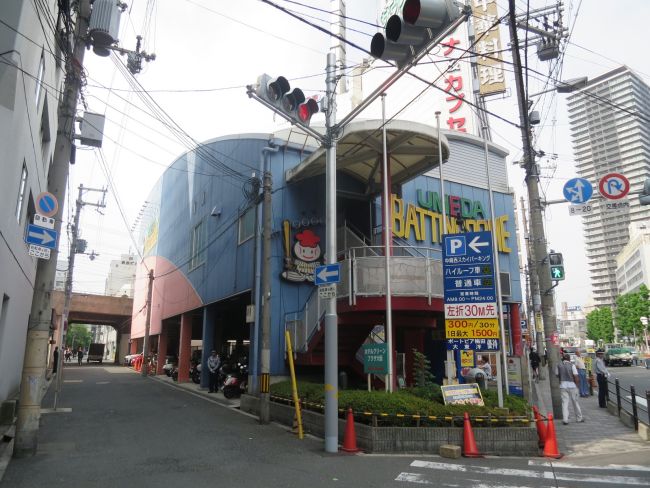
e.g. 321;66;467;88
104;254;136;298
567;66;650;308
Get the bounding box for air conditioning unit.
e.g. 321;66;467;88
89;0;124;56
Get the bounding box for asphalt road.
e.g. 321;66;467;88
3;364;650;488
607;365;650;418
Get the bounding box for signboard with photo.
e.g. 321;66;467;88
441;383;484;406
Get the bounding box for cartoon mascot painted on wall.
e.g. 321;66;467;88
281;220;322;282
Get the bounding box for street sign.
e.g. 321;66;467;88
314;263;340;285
444;302;498;318
442;231;496;304
318;284;337;299
562;178;593;204
568;203;593;216
363;343;388;375
599;172;630;200
35;191;59;217
24;224;57;249
445;318;500;339
28;244;51;260
603;199;630;212
446;338;500;351
34;213;55;229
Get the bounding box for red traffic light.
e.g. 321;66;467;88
298;98;319;123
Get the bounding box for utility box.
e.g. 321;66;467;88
79;112;105;148
89;0;123;56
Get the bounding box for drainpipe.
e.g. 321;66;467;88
251;142;279;395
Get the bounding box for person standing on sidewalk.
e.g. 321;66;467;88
574;350;589;397
594;349;610;408
207;350;221;393
529;348;541;382
556;353;584;424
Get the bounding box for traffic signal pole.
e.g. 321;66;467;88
14;0;91;457
507;0;561;417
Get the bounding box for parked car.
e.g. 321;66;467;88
604;347;634;367
561;346;579;364
123;353;142;366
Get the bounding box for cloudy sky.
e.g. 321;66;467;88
63;0;650;311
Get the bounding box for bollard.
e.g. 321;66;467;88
646;390;650;426
615;378;621;415
631;385;638;432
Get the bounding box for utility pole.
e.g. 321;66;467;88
14;0;91;457
54;184;106;406
259;167;272;423
507;0;561;417
141;269;154;377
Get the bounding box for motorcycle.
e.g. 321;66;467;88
171;362;201;384
222;362;248;399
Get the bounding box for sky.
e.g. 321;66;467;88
62;0;650;313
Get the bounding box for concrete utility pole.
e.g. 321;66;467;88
259;167;273;423
141;269;154;377
507;0;561;417
54;185;106;406
15;0;91;457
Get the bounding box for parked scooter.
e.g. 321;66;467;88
222;362;248;399
190;361;201;384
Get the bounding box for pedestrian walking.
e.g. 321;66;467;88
207;350;221;393
574;350;589;397
77;346;84;366
556;353;584;424
65;347;72;363
529;348;541;382
594;349;610;408
53;346;59;374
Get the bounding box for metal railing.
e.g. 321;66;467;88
607;377;650;430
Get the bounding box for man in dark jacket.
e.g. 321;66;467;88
529;348;541;381
207;350;221;393
77;346;84;366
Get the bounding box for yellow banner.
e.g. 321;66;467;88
445;318;500;339
460;350;475;367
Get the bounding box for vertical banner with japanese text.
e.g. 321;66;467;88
472;0;507;96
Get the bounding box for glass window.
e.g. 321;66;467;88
190;221;205;269
238;208;255;244
35;53;45;108
15;162;28;222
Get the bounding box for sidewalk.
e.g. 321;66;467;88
532;365;650;462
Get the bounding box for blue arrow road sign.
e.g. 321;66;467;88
25;224;58;249
442;231;496;304
314;263;340;285
563;177;593;204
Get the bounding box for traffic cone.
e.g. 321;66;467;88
462;412;482;458
341;407;360;453
533;406;547;447
542;413;562;459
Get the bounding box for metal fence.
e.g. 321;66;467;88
606;377;650;431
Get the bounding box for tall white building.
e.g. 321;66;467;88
0;1;65;406
567;66;650;308
105;254;136;298
616;223;650;295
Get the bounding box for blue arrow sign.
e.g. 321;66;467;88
563;177;593;204
442;231;496;304
314;263;340;285
25;224;58;249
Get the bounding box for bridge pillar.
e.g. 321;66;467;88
178;313;192;383
156;327;168;375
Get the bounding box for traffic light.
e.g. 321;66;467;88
548;252;565;281
370;0;462;67
255;74;320;125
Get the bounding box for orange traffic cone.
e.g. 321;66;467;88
341;407;360;453
542;413;562;459
462;412;482;458
533;406;547;447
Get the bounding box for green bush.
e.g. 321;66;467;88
270;380;530;426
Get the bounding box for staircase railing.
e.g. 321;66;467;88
284;285;325;355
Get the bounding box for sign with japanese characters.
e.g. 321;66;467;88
446;338;501;351
441;383;484;406
445;318;500;339
442;231;496;303
472;0;506;96
444;302;498;318
363;343;388;375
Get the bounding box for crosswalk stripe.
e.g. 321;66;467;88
528;460;650;471
410;460;649;486
395;472;567;488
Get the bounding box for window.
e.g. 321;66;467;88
190;221;205;269
0;295;9;350
238;208;255;244
15;162;28;222
35;52;45;108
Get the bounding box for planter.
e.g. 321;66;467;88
240;394;539;456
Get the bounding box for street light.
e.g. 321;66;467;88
527;76;589;98
640;316;649;352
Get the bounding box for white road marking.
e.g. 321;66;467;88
529;460;650;471
96;381;110;384
40;408;72;414
63;379;82;383
395;472;566;488
410;460;650;485
626;395;648;407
